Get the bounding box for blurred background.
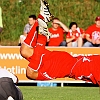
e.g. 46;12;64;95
0;0;100;46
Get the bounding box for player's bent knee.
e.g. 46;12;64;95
20;50;26;58
26;67;38;80
0;77;22;100
20;44;34;59
20;45;26;58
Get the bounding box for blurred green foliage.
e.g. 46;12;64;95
0;0;100;45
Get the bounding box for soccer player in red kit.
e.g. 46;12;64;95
20;0;53;60
27;47;100;85
20;0;54;79
20;0;100;86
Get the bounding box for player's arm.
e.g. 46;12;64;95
58;21;69;32
85;34;94;43
85;26;95;43
86;33;96;44
26;66;38;80
23;32;28;37
80;28;85;38
53;19;69;32
66;35;75;43
23;25;28;37
95;38;100;44
66;32;75;43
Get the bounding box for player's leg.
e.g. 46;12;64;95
22;0;54;79
16;86;23;100
77;37;83;47
67;42;72;47
18;35;26;46
20;0;53;60
59;41;67;46
89;55;100;85
20;21;38;60
26;66;38;80
37;0;53;40
83;41;93;47
26;0;54;61
26;34;49;80
0;77;23;100
20;44;34;61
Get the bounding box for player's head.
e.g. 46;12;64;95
69;22;78;31
28;15;37;26
38;0;54;23
95;16;100;27
95;16;100;21
51;17;60;29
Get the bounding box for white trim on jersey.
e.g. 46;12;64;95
69;27;81;36
30;31;37;46
69;57;83;76
28;54;45;71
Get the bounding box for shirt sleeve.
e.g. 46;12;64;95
85;26;92;35
23;24;30;34
66;32;71;38
0;68;18;83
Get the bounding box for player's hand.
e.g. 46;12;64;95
53;19;61;24
72;35;75;40
91;39;96;44
95;38;100;44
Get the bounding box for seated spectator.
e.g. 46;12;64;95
18;15;37;46
47;17;69;46
66;22;85;47
83;16;100;47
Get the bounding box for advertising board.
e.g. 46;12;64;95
0;46;100;83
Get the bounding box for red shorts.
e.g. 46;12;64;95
70;55;100;84
24;21;38;47
28;50;77;80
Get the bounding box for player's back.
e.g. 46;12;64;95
41;51;77;79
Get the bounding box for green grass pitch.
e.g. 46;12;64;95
19;86;100;100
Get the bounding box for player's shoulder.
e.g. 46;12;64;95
48;27;53;32
88;24;96;28
24;23;30;28
58;26;63;30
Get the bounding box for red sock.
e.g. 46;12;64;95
37;34;47;46
24;21;38;47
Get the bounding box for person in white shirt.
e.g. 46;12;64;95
0;68;23;100
18;15;37;46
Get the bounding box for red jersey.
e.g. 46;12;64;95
48;27;64;46
86;24;100;40
28;47;100;85
28;50;77;80
66;27;84;41
24;21;38;47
